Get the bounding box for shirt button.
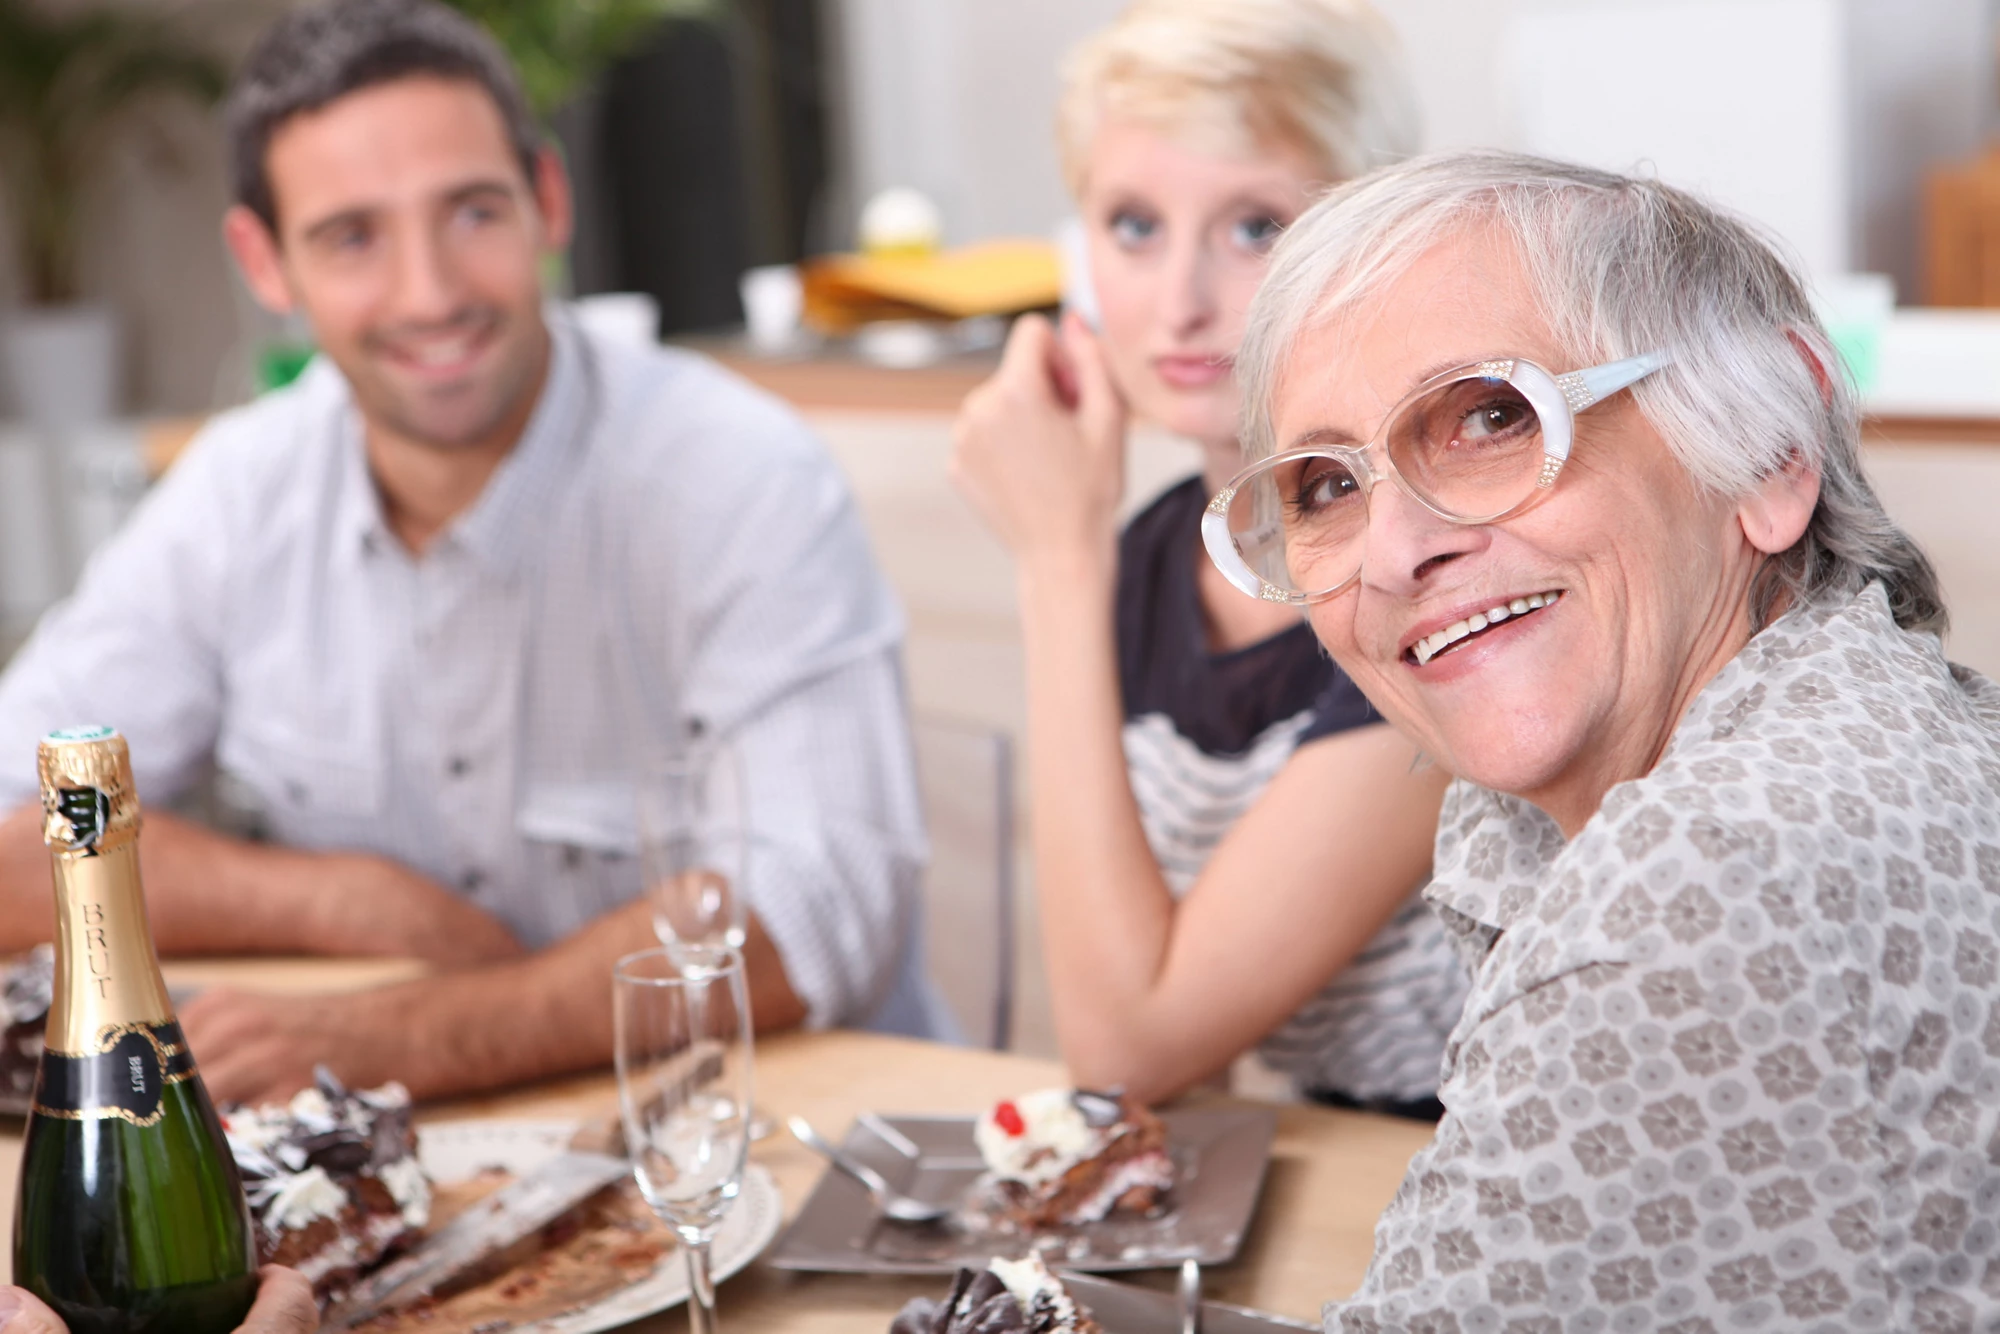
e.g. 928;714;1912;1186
460;869;486;893
562;845;585;871
447;756;471;778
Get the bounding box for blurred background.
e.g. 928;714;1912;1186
4;0;2000;1055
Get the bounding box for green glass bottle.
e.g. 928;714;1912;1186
12;726;258;1333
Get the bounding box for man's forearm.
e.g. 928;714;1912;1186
365;900;809;1100
0;802;521;965
0;802;313;954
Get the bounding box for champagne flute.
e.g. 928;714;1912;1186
638;743;748;953
638;742;772;1139
614;945;753;1334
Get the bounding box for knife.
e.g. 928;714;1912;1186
321;1112;630;1330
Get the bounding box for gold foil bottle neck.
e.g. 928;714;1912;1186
39;726;142;858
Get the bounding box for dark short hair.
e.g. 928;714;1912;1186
225;0;542;231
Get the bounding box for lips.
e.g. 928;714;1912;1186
1407;590;1564;666
1153;354;1232;390
371;312;501;381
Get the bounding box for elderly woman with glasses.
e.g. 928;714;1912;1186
1212;150;2000;1331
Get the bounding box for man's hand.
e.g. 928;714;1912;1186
180;987;405;1105
179;899;811;1105
0;1267;318;1333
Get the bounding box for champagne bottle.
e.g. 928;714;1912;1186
11;727;258;1333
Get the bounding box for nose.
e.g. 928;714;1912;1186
1158;233;1218;339
389;215;463;324
1357;474;1489;596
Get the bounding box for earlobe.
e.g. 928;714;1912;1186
1787;328;1835;406
1737;451;1821;555
221;206;295;315
534;147;574;254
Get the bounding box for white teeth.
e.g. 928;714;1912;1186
1411;590;1563;665
410;339;474;367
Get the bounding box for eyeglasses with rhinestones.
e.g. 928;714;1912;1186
1201;351;1672;604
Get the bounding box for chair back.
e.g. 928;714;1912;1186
912;714;1015;1050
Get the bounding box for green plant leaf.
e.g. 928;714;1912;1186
0;0;229;304
442;0;724;119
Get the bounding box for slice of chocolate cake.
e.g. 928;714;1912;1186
223;1068;431;1298
974;1088;1173;1228
891;1254;1102;1334
1;945;53;1108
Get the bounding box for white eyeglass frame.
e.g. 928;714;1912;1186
1202;350;1673;605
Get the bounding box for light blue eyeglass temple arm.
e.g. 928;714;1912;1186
1560;349;1673;410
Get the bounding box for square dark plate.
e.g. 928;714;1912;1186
770;1107;1277;1274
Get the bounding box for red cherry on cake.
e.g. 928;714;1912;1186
994;1100;1025;1136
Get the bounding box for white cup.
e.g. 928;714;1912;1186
739;265;805;353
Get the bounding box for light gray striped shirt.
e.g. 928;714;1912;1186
0;310;936;1034
1123;709;1468;1103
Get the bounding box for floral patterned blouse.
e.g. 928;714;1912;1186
1330;583;2000;1334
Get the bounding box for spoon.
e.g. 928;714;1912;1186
787;1114;952;1224
1179;1258;1202;1334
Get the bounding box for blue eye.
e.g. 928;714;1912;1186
1232;215;1284;252
1108;209;1158;249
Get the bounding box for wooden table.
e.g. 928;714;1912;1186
1;961;1433;1331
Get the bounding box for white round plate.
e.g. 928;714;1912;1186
416;1119;783;1333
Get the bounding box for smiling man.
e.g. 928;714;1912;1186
0;0;936;1100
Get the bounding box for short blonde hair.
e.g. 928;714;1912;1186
1056;0;1418;196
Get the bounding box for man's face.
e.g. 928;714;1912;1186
229;76;565;451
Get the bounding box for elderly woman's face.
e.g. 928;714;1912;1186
1275;229;1771;831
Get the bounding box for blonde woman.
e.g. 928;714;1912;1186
953;0;1463;1110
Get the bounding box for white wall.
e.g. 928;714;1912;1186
824;0;1126;247
829;0;1997;295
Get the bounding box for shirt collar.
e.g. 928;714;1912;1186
331;307;593;578
1423;782;1559;937
449;309;591;579
1419;587;1870;940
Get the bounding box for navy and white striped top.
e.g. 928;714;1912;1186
1115;477;1468;1103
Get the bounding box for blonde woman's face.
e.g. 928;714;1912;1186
1078;118;1321;447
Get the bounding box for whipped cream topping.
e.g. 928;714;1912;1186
287;1086;334;1125
974;1089;1106;1186
257;1165;347;1231
378;1156;432;1228
2;945;52;1027
1060;1152;1174;1225
225;1071;430;1236
987;1254;1087;1332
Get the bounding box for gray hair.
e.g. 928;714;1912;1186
1238;149;1945;636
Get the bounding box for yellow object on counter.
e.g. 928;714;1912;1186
802;239;1061;334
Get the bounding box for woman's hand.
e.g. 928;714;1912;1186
952;311;1129;572
0;1267;319;1333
